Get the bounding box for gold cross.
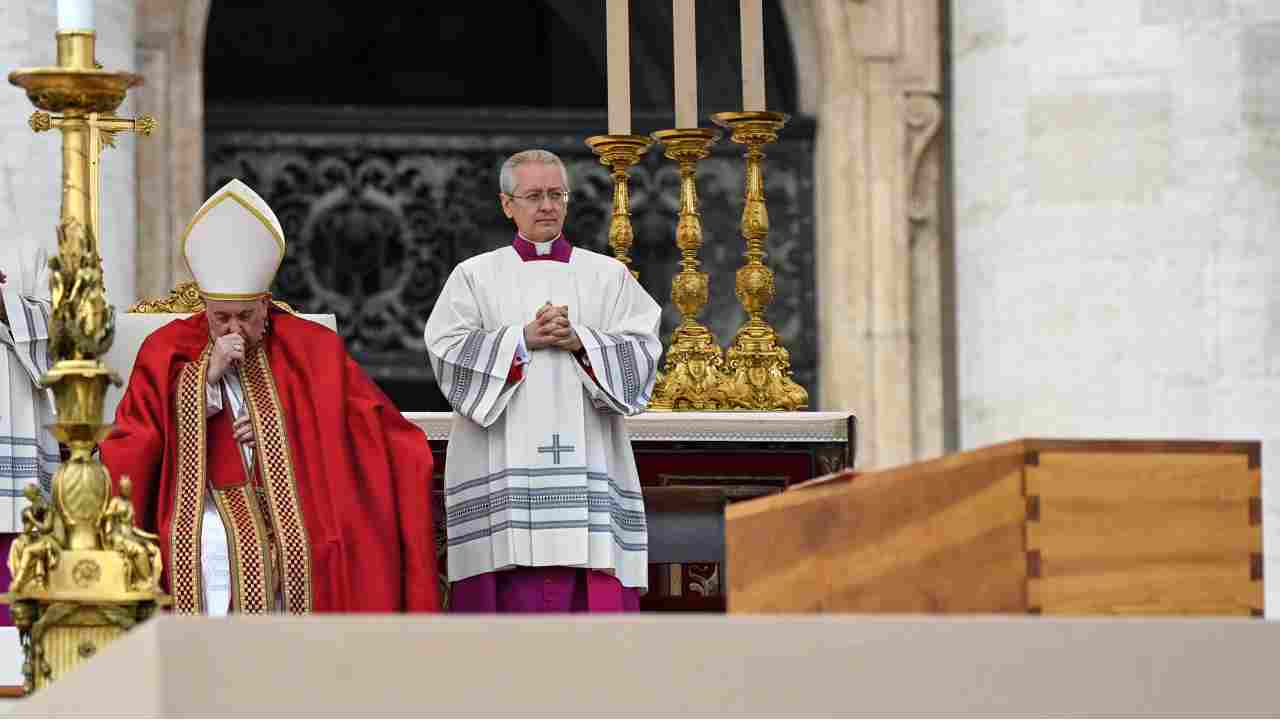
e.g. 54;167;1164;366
29;110;156;254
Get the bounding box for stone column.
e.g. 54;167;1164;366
785;0;949;469
0;1;137;306
134;0;210;302
953;1;1280;611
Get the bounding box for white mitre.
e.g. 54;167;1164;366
182;179;284;301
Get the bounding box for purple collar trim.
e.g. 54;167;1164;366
512;233;572;263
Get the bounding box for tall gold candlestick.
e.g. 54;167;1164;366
7;30;166;694
648;128;729;411
585;134;651;277
710;111;808;411
13;32;153;258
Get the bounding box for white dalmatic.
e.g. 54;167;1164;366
425;242;661;589
1;282;59;532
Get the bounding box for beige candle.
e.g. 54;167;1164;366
673;0;697;128
607;0;632;135
57;0;95;31
740;0;765;111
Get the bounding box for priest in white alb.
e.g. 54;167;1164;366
425;149;661;612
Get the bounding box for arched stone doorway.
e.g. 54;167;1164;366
133;0;953;466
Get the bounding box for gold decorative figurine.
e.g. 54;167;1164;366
6;28;167;694
585;134;652;277
710;111;808;411
647;128;730;411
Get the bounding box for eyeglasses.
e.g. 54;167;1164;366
506;190;571;206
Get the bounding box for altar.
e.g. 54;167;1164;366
407;411;856;611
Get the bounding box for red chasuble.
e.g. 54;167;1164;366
101;309;439;613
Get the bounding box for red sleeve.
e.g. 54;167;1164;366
507;349;591;384
385;409;440;612
344;354;440;612
506;354;524;383
100;336;178;535
573;347;598;382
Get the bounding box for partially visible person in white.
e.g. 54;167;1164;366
0;247;59;641
0;247;59;515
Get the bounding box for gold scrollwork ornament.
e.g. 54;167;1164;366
128;280;296;315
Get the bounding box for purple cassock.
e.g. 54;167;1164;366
447;232;643;614
449;566;641;613
510;231;574;263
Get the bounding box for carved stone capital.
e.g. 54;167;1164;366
905;91;943;226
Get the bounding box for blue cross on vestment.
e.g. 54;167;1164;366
537;433;576;464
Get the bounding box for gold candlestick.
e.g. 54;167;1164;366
585;134;651;277
6;30;166;694
647;128;729;411
710;111;808;411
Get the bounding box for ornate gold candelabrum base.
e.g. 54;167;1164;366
710;111;809;411
647;128;730;411
585;134;652;278
5;360;169;693
5;30;164;694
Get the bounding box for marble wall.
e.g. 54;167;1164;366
953;0;1280;612
0;1;137;306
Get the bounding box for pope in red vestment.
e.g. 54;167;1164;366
101;179;438;614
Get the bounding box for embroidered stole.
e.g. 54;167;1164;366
172;343;312;614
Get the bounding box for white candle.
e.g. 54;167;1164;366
740;0;765;111
606;0;631;135
57;0;95;31
673;0;697;128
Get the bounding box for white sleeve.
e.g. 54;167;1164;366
1;288;51;384
205;380;223;419
573;263;662;416
424;265;525;427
